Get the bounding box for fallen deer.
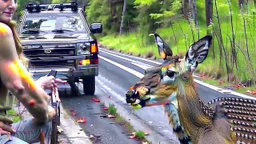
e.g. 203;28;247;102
125;33;256;144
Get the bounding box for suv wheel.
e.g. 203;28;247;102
82;76;95;95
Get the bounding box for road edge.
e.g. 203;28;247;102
59;104;93;144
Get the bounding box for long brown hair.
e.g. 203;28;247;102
1;20;29;67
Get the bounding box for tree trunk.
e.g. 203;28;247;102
239;0;244;7
183;0;190;19
239;0;248;8
190;0;196;21
119;0;127;35
184;0;196;20
205;0;213;26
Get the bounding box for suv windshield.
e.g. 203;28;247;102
22;13;87;34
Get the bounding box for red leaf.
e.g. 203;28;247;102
92;98;100;103
77;118;87;123
103;107;109;110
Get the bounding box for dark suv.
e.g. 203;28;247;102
17;2;102;95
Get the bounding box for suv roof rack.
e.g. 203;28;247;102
25;1;78;13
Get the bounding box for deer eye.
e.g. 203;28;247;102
166;70;176;77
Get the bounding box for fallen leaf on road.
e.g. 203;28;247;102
129;135;136;139
92;98;100;103
103;107;109;110
100;114;116;118
246;90;256;95
107;114;116;118
77;118;87;123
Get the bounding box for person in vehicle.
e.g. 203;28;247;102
0;0;65;143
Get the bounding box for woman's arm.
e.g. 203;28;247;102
0;23;55;124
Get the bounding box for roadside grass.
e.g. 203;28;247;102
7;109;23;123
99;1;256;96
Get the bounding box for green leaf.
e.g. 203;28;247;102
134;0;157;6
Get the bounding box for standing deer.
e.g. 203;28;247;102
125;33;256;144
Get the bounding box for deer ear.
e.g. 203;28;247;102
185;35;212;72
149;33;173;60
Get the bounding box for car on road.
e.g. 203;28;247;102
17;2;102;95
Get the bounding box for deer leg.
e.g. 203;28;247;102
164;104;191;144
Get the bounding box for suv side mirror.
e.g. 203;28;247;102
90;23;102;34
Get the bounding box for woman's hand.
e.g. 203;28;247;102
36;76;66;90
0;121;16;135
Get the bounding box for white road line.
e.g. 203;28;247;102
99;54;256;100
100;48;161;65
96;76;126;103
99;55;144;79
99;49;154;69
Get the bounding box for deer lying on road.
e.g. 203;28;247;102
125;33;256;144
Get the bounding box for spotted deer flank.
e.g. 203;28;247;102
125;33;256;144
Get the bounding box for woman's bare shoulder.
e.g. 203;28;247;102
0;22;16;57
0;22;12;36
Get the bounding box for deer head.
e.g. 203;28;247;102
126;33;213;109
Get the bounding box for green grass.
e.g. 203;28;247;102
135;131;146;139
7;109;22;123
108;104;117;115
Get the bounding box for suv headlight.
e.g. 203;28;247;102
77;43;90;55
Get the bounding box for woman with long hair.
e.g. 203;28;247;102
0;0;65;143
